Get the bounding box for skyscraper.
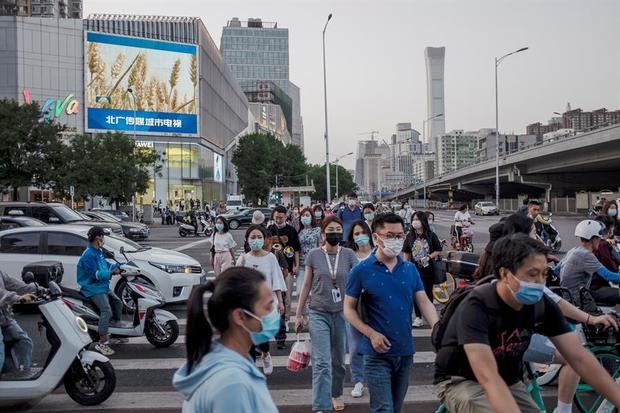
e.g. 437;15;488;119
425;47;446;152
0;0;82;18
221;17;304;148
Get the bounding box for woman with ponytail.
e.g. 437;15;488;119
173;267;279;413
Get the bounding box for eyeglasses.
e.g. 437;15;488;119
376;232;405;241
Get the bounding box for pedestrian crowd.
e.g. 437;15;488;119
170;194;620;413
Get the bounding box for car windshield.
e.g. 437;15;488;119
104;234;150;253
227;200;242;206
51;205;86;223
95;211;122;222
480;202;495;206
76;212;93;220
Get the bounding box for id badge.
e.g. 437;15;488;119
331;287;342;303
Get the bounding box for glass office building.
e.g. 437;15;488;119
221;18;289;93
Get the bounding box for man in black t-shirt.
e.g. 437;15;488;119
434;234;620;413
267;205;301;347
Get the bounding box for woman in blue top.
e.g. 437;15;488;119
173;267;279;413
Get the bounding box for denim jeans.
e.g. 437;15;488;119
309;309;346;411
0;319;33;372
91;289;123;337
345;321;364;383
363;354;413;413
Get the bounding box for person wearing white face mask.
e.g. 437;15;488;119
236;225;286;376
362;203;376;231
403;211;443;328
337;192;364;243
344;213;438;413
602;200;620;237
211;216;237;277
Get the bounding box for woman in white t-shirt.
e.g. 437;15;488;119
211;216;237;277
453;204;474;247
237;224;286;376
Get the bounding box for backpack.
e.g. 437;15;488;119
431;275;547;352
430;275;496;352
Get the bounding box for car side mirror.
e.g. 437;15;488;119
22;272;35;284
104;249;115;259
48;217;60;223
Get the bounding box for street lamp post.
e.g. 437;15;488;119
421;113;443;208
333;152;353;199
127;87;138;222
322;13;333;204
495;47;528;207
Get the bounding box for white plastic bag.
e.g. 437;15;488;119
287;335;311;372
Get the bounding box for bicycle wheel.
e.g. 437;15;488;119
573;350;620;413
433;273;456;304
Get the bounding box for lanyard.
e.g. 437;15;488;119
322;246;341;286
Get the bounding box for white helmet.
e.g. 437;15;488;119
574;220;604;240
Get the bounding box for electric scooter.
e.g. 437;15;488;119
536;213;562;253
179;214;213;238
61;250;179;348
0;273;115;409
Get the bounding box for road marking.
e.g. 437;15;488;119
122;329;432;345
172;237;212;252
109;351;437;370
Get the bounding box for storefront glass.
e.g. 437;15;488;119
140;141;221;209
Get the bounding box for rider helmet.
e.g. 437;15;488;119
574;220;604;240
87;226;106;243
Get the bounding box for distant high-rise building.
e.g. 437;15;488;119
435;130;477;176
425;47;446;152
221;17;304;148
0;0;82;18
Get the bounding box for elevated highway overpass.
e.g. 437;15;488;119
393;124;620;203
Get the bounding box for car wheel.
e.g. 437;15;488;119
229;220;240;230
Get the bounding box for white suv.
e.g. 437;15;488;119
0;225;205;311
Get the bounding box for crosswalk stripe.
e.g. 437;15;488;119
27;386;560;412
108;352;437;370
123;329;433;345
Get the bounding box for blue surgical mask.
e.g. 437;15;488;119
216;223;224;232
364;212;375;221
509;273;545;305
242;309;281;345
314;211;323;218
354;234;370;247
301;216;312;226
249;239;264;251
608;208;618;218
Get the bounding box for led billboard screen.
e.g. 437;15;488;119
85;32;199;136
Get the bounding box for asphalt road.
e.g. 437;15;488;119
7;210;589;412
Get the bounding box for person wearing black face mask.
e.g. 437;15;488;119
295;215;358;412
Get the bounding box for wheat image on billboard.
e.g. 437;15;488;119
86;41;197;115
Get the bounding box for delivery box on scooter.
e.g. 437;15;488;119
21;261;64;287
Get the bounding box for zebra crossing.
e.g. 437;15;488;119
23;249;453;413
23;245;558;412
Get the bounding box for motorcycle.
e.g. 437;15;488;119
536;213;562;253
61;248;179;348
179;214;213;238
0;271;115;409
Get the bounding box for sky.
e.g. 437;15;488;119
83;0;620;171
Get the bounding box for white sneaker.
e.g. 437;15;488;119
95;342;115;356
351;382;364;398
262;353;273;375
412;317;424;328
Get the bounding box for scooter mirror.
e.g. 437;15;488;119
47;281;62;297
22;272;35;284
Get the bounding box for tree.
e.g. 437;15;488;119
0;99;65;199
307;163;357;202
59;133;160;206
232;133;308;205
